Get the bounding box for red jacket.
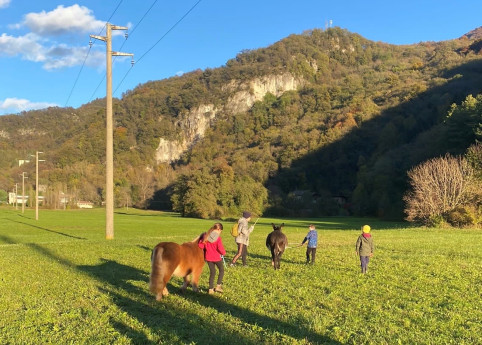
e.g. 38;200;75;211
198;234;226;262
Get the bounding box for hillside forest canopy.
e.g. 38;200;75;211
0;27;481;225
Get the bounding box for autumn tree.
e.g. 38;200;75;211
466;142;482;179
404;154;479;226
445;94;482;150
128;166;156;209
171;163;267;219
171;169;219;219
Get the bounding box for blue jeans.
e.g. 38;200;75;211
360;256;370;273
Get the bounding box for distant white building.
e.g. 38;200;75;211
8;193;44;205
59;192;69;206
77;201;94;209
8;193;28;204
16;195;28;204
8;192;15;204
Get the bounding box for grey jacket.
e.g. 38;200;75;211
355;234;375;256
235;217;254;245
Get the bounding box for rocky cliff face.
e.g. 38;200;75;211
155;103;218;163
155;73;304;163
224;73;303;114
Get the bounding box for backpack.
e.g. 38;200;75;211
231;222;239;237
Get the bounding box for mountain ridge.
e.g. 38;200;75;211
1;27;481;218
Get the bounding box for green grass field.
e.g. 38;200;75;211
0;207;480;344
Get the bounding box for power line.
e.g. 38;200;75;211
123;0;160;44
64;44;91;107
90;74;106;101
90;0;160;102
106;0;124;25
140;0;202;64
64;0;124;107
113;0;202;95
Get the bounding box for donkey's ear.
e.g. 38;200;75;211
271;223;275;227
281;223;285;227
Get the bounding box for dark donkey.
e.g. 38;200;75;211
266;223;288;270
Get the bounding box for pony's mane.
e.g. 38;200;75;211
190;234;202;243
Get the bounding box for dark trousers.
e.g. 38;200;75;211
306;247;317;264
207;260;224;289
232;242;248;265
360;256;370;273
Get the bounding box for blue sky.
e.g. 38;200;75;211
0;0;481;115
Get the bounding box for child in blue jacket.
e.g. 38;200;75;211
301;224;318;264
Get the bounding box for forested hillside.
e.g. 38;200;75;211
1;27;481;219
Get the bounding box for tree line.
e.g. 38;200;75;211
0;28;481;225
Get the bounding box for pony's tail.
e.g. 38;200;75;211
276;238;287;254
149;246;165;297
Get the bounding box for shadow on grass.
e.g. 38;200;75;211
225;251;303;266
12;237;340;344
0;234;82;272
240;220;411;233
6;217;87;240
281;221;412;231
80;260;258;344
80;259;342;345
0;234;17;245
137;245;153;252
0;235;79;268
187;292;341;345
115;211;181;218
223;242;308;266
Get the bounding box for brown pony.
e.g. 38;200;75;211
149;235;204;301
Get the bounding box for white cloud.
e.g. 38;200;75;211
0;33;105;70
0;0;10;9
0;5;127;70
0;97;58;114
21;4;105;36
0;33;45;62
44;45;105;70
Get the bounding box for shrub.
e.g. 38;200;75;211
404;154;475;226
427;214;446;228
445;207;475;227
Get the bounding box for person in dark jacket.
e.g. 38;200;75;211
355;225;375;274
199;223;226;293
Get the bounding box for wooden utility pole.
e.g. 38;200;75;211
35;151;45;221
21;172;27;214
14;183;18;210
91;23;133;240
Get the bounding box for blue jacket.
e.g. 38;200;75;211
302;230;318;248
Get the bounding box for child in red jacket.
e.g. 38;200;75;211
199;223;226;294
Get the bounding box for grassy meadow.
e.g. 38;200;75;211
0;207;481;345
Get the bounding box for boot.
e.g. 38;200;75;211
215;284;223;293
208;288;215;294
